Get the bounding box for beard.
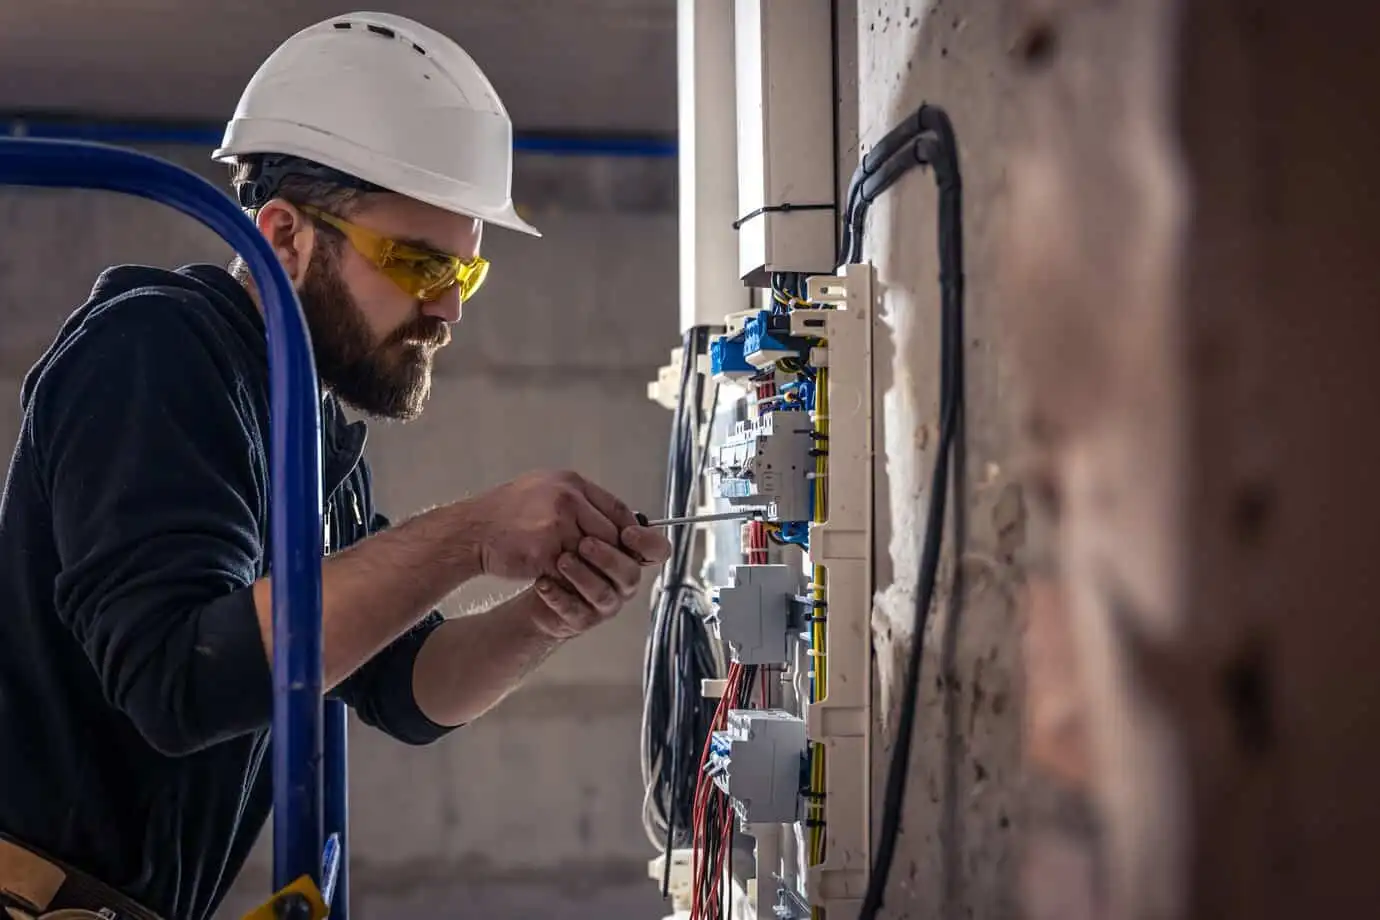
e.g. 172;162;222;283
298;246;450;421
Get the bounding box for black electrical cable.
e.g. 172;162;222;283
642;326;726;894
845;105;965;920
838;104;955;267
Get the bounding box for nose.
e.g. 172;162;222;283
420;286;462;324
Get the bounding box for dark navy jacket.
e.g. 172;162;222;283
0;264;452;920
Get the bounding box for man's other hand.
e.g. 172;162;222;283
466;469;669;583
525;526;669;640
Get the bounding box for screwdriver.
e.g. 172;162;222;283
634;509;764;528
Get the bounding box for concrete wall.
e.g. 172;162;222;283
0;146;682;919
857;2;1033;917
1004;2;1380;918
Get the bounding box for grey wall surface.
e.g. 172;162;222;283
0;146;682;919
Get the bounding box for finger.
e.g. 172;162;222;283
533;577;602;635
578;478;639;530
567;490;620;545
555;552;622;616
620;525;673;566
577;536;642;598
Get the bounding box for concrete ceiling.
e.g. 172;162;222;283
0;0;678;134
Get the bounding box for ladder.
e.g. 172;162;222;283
0;137;346;920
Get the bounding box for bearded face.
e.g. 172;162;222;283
297;237;451;421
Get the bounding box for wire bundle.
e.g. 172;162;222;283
642;327;727;879
690;661;760;920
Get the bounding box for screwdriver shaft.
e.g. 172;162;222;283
636;509;762;527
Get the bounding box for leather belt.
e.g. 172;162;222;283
0;836;162;920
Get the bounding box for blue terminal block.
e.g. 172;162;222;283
710;333;754;380
743;310;814;368
742;310;789;366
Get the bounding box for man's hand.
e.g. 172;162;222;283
465;469;646;581
527;524;671;640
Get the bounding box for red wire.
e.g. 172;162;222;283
691;664;742;920
707;669;744;918
747;520;768;566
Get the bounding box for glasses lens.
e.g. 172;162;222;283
458;259;490;301
305;205;490;303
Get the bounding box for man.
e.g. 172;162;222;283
0;12;670;920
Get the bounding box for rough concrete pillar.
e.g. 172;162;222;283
1006;1;1380;919
858;1;1028;917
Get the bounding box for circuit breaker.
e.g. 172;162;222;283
711;563;798;665
714;409;814;522
709;709;807;825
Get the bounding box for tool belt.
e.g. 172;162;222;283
0;835;162;920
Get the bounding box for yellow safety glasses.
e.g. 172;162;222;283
298;204;490;302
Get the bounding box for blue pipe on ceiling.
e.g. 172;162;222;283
2;116;678;158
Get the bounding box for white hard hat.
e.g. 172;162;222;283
212;11;539;237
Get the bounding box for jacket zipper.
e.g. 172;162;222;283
323;495;336;556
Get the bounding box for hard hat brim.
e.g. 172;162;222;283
214;118;542;238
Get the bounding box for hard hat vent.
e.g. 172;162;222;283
331;18;430;56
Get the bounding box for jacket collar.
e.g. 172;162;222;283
321;394;368;498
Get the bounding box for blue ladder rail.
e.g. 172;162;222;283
0;137;347;916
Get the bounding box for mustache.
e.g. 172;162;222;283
388;315;451;348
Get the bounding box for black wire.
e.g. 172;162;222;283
644;327;725;895
653;327;696;860
838;104;953;267
851;105;965;920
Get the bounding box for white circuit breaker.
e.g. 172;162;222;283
710;563;798;665
713;409;815;522
709;709;807;825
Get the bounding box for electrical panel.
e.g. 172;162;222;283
644;265;875;920
649;3;872;918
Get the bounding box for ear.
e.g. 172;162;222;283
254;200;318;287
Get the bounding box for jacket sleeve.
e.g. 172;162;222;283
32;296;273;757
328;501;459;746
